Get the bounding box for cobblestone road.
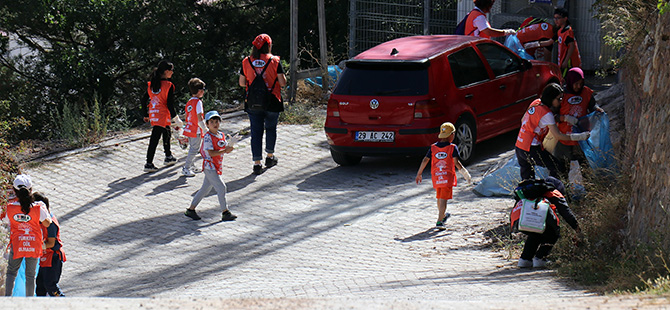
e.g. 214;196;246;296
15;114;607;303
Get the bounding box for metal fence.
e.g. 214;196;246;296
348;0;457;57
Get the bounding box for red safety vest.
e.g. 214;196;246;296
147;80;174;127
7;201;45;259
464;8;488;38
201;131;227;175
430;143;457;188
242;54;282;102
558;87;593;146
40;214;66;267
557;26;582;69
516;99;553;152
182;97;202;138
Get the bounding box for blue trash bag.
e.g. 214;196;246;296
304;65;343;89
578;111;616;172
504;35;534;60
12;259;39;296
474;157;549;197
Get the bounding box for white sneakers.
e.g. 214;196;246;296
517;258;533;268
517;257;550;268
181;168;196;177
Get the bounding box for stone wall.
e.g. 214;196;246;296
624;11;670;248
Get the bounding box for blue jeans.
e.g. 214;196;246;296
247;110;279;161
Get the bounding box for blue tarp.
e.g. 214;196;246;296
504;34;534;60
474;157;549;197
304;65;342;89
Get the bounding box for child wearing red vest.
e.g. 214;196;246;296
184;111;237;221
2;175;52;296
553;8;582;75
181;78;208;177
553;67;604;173
415;122;471;230
33;192;66;297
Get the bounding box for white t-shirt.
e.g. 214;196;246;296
531;112;556;145
1;201;50;224
472;7;490;37
192;97;204;115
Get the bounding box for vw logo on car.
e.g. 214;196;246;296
370;99;379;109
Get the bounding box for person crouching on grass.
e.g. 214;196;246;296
184;111;237;221
415;122;471;230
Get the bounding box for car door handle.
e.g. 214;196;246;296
499;84;507;90
465;94;473;99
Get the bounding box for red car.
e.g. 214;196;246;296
325;35;561;165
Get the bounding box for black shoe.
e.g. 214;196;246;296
253;164;263;175
184;209;201;220
221;210;237;221
164;155;177;166
265;156;278;168
50;290;65;297
144;163;158;172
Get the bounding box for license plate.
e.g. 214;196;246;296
355;131;394;142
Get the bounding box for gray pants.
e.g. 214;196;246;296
191;169;228;211
183;136;201;171
5;249;38;296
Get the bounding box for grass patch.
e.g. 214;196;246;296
279;80;327;128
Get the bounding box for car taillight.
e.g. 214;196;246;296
327;98;340;117
414;99;443;119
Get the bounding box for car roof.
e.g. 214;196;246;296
352;35;486;62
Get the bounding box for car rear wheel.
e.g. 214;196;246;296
330;148;362;166
454;118;476;165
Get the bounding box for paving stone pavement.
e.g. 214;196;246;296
9;114;668;308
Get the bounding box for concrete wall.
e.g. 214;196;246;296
624;11;670;249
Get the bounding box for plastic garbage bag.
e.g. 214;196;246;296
474;157;549;197
504;35;534;60
577;112;616;172
304;65;343;89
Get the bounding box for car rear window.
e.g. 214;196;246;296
333;62;429;96
447;47;489;88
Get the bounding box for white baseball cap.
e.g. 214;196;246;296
13;174;32;190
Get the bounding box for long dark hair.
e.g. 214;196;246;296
15;187;33;214
474;0;494;11
251;43;270;59
150;60;174;93
540;83;563;107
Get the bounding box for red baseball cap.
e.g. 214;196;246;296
252;34;272;49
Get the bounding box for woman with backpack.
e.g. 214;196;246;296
239;33;287;175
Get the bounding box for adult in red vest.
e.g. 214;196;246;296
140;60;179;172
239;34;287;175
553;67;604;173
464;0;517;38
518;21;556;62
515;83;590;180
2;175;52;296
554;8;582;75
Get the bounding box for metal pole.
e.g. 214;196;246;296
423;0;430;35
290;0;299;103
318;0;329;92
349;0;356;58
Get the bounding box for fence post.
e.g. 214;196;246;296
289;0;299;103
349;0;357;58
318;0;329;92
424;0;431;35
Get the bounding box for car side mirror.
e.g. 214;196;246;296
522;59;532;71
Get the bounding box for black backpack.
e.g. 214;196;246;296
513;179;556;201
246;57;277;112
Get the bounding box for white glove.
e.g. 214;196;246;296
563;115;578;126
198;120;207;133
460;167;472;183
570;132;590;141
523;41;541;49
227;133;241;147
503;29;517;36
171;115;184;129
